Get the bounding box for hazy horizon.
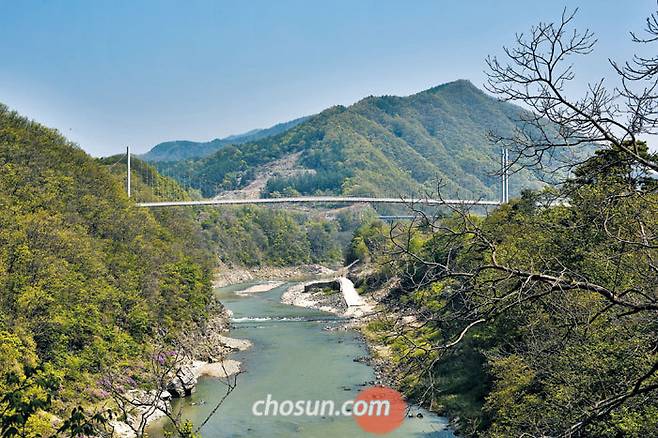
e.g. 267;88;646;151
1;0;656;156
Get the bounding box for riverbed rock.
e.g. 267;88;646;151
111;390;172;437
303;280;340;293
167;364;197;397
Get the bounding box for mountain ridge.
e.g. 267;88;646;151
142;115;311;162
155;80;561;200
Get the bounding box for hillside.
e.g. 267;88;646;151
156;80;558;200
0;103;215;432
0;101;373;434
142;115;310;162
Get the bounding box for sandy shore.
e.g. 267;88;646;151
236;281;284;295
215;334;251;350
281;282;343;314
192;334;251;377
192;359;241;378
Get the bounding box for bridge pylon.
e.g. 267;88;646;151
500;147;509;203
126;146;131;198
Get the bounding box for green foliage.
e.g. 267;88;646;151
0;367;57;437
335;206;378;231
158;80;567;200
361;146;658;436
0;104;215;430
264;169;348;196
306;221;343;263
0;363;109;437
56;406;111;437
347;220;388;263
199;206;343;267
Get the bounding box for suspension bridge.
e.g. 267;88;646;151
123;146;511;208
136;197;502;208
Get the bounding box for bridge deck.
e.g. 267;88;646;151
136;196;501;208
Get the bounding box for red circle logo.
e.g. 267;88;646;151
353;386;406;434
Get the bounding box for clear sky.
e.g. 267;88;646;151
0;0;655;156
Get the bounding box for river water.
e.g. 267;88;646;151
160;281;455;437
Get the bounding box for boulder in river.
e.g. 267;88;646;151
167;364;197;397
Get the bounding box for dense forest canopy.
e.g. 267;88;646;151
0;105;351;436
154;80;573;200
0;104;217;434
352;8;658;437
357;146;658;436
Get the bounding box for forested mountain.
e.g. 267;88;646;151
157;80;561;200
141;115;310;162
0;103;217;433
102;155;352;268
0;104;349;434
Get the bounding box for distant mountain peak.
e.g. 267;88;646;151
422;79;484;95
141;115;311;162
156;80;560;201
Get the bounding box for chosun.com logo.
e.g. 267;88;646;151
252;386;407;434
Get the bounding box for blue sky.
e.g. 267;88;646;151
0;0;655;156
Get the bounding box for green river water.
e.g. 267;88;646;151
157;281;455;437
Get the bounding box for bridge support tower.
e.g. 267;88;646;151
500;148;509;203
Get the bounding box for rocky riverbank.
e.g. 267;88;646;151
280;281;347;314
279;273;376;319
213;263;337;287
111;300;251;437
277;266;406;400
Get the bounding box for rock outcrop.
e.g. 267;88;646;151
167;365;197;398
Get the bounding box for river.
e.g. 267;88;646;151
158;281;455;437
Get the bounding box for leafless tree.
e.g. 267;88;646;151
377;7;658;437
100;341;238;438
485;8;658;180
